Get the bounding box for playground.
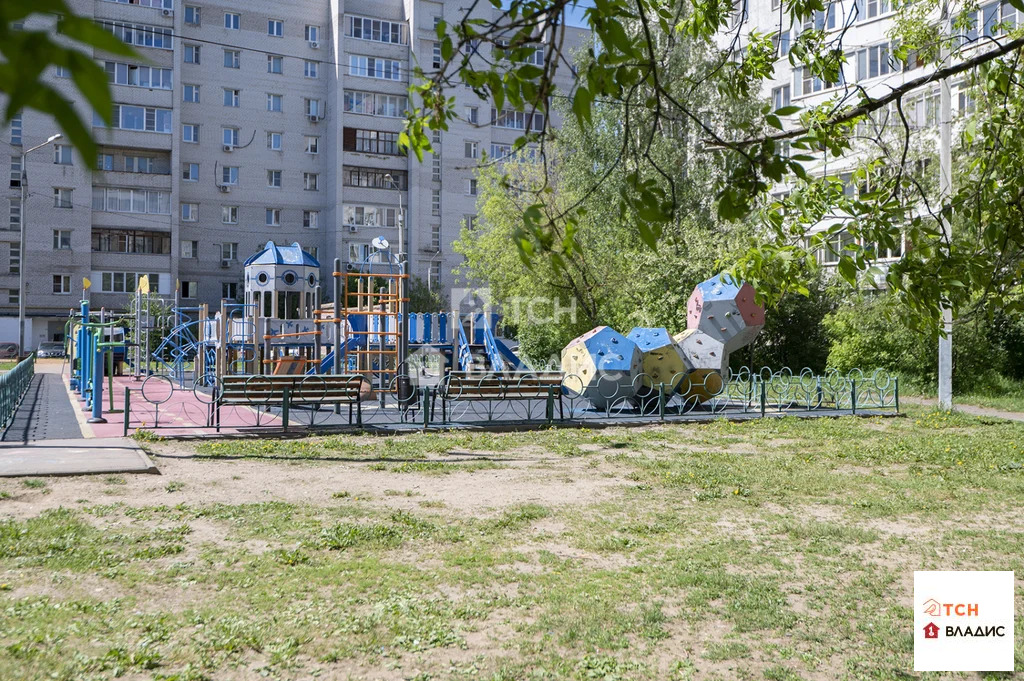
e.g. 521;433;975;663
0;241;896;444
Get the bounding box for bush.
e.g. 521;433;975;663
745;277;836;373
823;293;1004;393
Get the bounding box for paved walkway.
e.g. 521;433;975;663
0;438;158;477
2;364;83;442
901;396;1024;422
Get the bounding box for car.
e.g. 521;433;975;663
37;342;65;358
0;342;19;360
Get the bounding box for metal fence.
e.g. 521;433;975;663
0;354;35;433
122;366;898;434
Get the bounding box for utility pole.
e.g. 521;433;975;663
937;0;953;409
17;133;62;357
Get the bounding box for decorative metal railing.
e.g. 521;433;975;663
0;353;35;434
122;366;898;434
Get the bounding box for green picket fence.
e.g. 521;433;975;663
0;353;35;433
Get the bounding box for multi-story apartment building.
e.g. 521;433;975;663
0;0;587;349
730;0;1002;275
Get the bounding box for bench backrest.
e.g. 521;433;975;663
443;371;564;397
220;374;364;401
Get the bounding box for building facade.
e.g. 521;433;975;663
729;0;1001;274
1;0;587;349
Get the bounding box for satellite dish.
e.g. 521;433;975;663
371;237;389;250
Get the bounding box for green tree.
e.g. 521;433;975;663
1;1;133;165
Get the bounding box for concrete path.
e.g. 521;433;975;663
2;365;83;442
0;437;158;477
902;396;1024;422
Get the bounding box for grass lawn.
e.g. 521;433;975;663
1;407;1023;680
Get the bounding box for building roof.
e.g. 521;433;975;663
244;241;320;268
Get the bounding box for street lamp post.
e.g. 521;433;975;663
383;173;411;404
18;133;63;357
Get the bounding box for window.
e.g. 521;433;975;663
375;94;407;118
222;282;239;299
124;155;161;174
222;205;238;224
345;128;400;154
342;205;398;226
52;188;73;208
99;20;173;50
431;223;441;249
223;89;240;107
181;202;198;222
491;108;545;131
432;42;442;69
181;240;197;259
432;155;441;181
93;188;171;215
266;208;281;226
303;210;319;229
98;271;164;294
223;50;240;69
9;244;19;275
428;262;440;289
104;61;172;89
490;143;511;160
95;104;172;133
56;65;73;78
10;157;21;188
96;154;114;171
772;85;791;110
222;166;239;185
855;0;890;21
466;179;478;196
348;55;401;80
184;44;200;64
268;55;283;74
343;167;407;189
855;42;900;80
466;106;478;124
465;141;479;159
53;145;73;165
268;132;283;151
305;136;319;154
222;243;239;261
10;113;21;146
304;60;318;78
343;90;374;115
53;275;71;295
9;200;21;230
9;289;19;305
224;12;240;29
303;173;319;191
183;84;200;102
268;19;283;37
431;189;440;216
267;94;283;112
305;25;320;42
304;98;321;117
183;124;199;143
802;4;836;31
182;162;199;181
348;16;407;44
794;66;840;97
222;127;239;148
53;230;71;250
184;6;200;25
268;170;282;188
182;281;198;299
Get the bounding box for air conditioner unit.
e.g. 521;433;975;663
308;114;321;123
162;8;173;17
218;185;231;193
348;225;358;233
221;259;231;268
345;262;357;272
223;144;233;152
309;40;320;49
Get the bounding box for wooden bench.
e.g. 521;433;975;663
217;374;366;430
436;371;565;422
